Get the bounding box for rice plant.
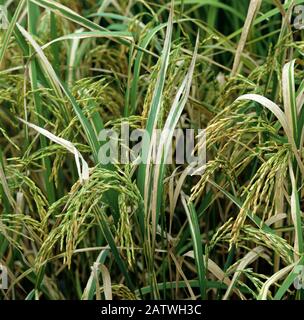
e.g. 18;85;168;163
0;0;304;300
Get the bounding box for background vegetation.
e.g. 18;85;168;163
0;0;304;300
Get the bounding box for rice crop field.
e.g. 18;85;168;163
0;0;304;300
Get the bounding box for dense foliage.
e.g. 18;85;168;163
0;0;304;300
